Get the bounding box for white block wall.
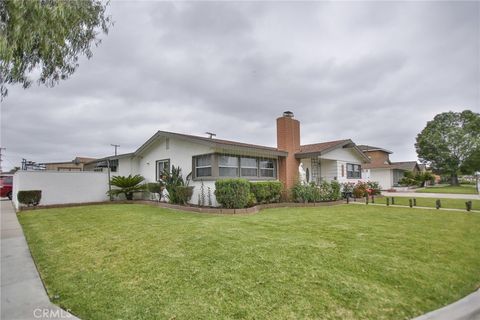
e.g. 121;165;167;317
12;171;110;210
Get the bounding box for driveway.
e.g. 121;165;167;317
1;199;79;320
381;191;480;200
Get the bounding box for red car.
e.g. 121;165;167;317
0;175;13;200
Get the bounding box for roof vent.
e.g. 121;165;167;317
283;111;294;118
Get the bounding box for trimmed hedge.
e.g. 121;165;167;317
215;179;251;209
17;190;42;206
249;181;283;204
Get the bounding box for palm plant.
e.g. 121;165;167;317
160;166;194;204
109;174;146;200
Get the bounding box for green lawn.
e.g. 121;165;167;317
372;196;480;211
19;204;480;320
416;184;478;195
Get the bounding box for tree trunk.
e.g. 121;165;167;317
450;173;459;186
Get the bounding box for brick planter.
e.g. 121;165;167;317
17;199;346;214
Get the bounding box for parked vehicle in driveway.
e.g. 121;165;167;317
0;175;13;200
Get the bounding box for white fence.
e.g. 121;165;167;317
12;171;110;210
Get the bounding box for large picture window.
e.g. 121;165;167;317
259;159;276;177
195;155;212;177
346;163;361;179
240;157;258;177
219;155;239;177
156;159;170;181
192;154;277;180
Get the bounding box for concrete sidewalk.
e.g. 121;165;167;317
1;200;79;320
382;191;480;200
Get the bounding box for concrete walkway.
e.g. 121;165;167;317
382;191;480;200
1;200;79;320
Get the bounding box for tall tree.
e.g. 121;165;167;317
415;110;480;185
0;0;112;98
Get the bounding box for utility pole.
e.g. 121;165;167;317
0;147;6;173
110;144;120;156
107;158;112;201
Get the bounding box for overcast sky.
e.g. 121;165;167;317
1;1;479;170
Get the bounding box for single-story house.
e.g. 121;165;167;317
358;145;420;189
85;112;370;206
41;157;97;172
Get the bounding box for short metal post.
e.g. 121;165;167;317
386;197;390;206
436;199;441;209
391;197;395;205
409;199;413;208
413;198;417;206
466;201;472;212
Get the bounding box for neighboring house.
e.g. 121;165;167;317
42;157;97;171
359;145;420;189
85;112;370;206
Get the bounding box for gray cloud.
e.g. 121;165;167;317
1;1;479;169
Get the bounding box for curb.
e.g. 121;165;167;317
412;289;480;320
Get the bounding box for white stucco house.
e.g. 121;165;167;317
84;112;371;205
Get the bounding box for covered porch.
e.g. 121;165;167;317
299;157;340;184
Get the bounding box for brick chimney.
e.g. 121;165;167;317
277;111;300;192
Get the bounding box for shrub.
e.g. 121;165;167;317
292;181;341;202
146;182;163;194
161;166;193;205
109;175;146;200
367;181;381;195
330;180;342;200
247;192;257;207
291;182;313;203
341;182;355;198
353;181;369;198
169;186;194;205
17;190;42;206
249;181;283;204
399;171;436;187
318;181;332;201
215;178;251;209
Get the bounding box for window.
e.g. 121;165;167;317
259;159;276;177
240;157;258;177
219;155;238;177
108;159;118;172
192;154;277;179
195;155;212;177
156;159;170;180
347;163;361;178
